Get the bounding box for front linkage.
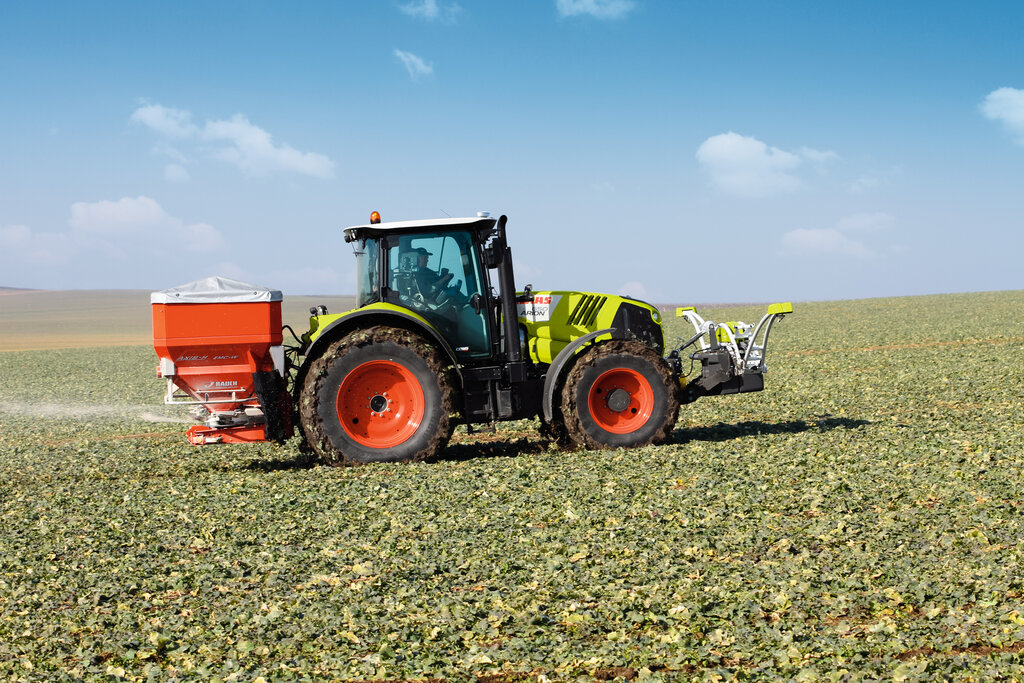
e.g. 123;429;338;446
665;303;792;404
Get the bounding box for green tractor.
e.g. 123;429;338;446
290;212;792;464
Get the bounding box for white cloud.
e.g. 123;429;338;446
557;0;636;20
70;196;223;252
395;49;433;80
179;221;222;246
781;228;872;258
981;87;1024;145
400;0;461;22
0;225;71;266
696;132;802;198
164;163;190;182
201;114;335;178
131;103;335;179
0;224;31;248
834;212;894;234
617;281;648;299
799;146;839;163
209;261;249;282
70;196;166;234
131;104;198;138
2;200;234;287
696;132;838;198
848;175;879;194
153;142;189;164
848;165;902;195
781;212;895;259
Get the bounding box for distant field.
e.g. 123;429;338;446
2;290;1024;680
0;289;357;352
0;288;718;353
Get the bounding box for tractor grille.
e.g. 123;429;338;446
567;294;607;327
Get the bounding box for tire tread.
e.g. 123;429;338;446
299;326;454;465
561;340;679;450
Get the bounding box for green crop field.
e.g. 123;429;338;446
2;290;1024;681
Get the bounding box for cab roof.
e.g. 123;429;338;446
343;215;498;243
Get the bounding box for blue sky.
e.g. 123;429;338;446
1;0;1022;303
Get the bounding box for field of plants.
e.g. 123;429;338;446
2;290;1023;681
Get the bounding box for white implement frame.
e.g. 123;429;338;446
676;303;792;374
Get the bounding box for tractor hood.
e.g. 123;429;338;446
517;290;664;365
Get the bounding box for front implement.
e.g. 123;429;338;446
671;302;793;403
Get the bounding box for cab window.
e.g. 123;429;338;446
385;231;490;358
353;237;380;308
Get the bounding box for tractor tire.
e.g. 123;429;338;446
561;341;679;450
299;326;454;465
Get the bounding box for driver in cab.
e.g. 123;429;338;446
412;247;453;297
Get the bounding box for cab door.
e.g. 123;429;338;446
384;230;492;359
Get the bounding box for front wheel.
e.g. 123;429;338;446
561;341;679;450
299;326;454;464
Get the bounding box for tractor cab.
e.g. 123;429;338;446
344;214;504;361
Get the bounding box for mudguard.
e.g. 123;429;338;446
295;305;464;404
540;327;618;423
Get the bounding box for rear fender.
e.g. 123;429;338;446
294;306;463;404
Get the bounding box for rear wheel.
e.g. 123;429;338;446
300;326;453;464
561;341;679;450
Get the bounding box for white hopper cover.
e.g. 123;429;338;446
150;276;283;304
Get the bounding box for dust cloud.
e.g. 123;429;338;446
0;401;192;424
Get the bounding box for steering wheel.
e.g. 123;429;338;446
426;269;456;300
433;280;468;309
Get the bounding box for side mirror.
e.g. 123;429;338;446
483;245;501;268
470;293;483;314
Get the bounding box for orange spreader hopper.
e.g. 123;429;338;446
151;277;292;445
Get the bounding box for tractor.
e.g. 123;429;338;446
151;213;791;464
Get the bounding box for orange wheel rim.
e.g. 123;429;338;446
587;367;654;434
337;360;425;448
